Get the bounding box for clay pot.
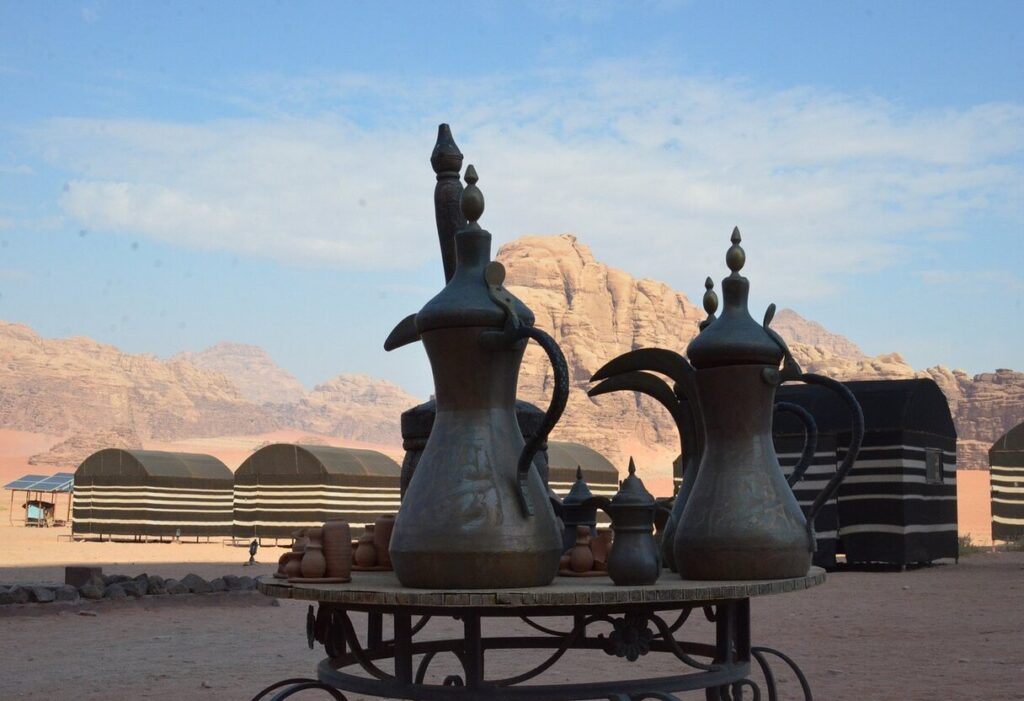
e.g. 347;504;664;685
373;515;396;569
300;527;327;579
591;528;613;566
283;552;304;579
559;552;571;570
569;524;595;573
354;525;377;568
322;520;352;579
276;552;290;577
291;528;309;553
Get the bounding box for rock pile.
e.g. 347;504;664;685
0;572;258;607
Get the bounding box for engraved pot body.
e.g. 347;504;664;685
322;520;352;580
389;326;562;588
674;364;810;580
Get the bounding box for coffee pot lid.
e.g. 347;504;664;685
415;166;535;334
563;466;595;506
686;228;784;369
609;458;655;506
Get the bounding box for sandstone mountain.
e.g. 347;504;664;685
174;342;306;405
271;373;419;446
0;321;280;444
0;321;415;467
497;234;1024;470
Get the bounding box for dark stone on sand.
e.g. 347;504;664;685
237;576;256;590
8;586;31;604
30;586;55;603
55;585;80;603
209;577;227;592
131;574;149;596
180;573;211;594
104;574;132;585
147;575;167;595
65;566;103;588
119;580;144;598
165;579;189;595
80;582;104;600
103;583;128;600
222;575;242;591
0;589;14;605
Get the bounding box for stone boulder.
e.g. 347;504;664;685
180;573;211;594
103;583;127;600
165;579;189;595
30;586;55;603
55;585;80;603
209;577;227;593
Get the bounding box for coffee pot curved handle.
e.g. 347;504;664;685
791;373;864;523
480;262;570;517
774;401;819;488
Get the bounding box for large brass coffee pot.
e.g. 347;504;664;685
590;229;864;580
383;166;567;589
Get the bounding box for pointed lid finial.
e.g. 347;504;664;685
431;123;464;176
699;276;718;331
610;457;654;506
461;165;485;226
563;464;595;506
415;162;535;334
685;227;784;369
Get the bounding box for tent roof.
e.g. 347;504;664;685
75;449;232;480
991;421;1024;452
775;378;955;437
235;444;401;478
547;441;618;478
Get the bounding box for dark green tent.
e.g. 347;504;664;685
233;444;401;538
73;449;233;537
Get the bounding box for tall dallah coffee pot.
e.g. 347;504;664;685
383;165;568;589
590;229;864;580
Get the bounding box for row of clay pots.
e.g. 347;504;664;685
559;525;613;574
276;514;396;581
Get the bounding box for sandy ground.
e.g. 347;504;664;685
1;547;1022;700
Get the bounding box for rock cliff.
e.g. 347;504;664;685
497;235;1024;470
173;343;306;405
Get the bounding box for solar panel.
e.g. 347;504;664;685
4;474;48;490
31;472;75;492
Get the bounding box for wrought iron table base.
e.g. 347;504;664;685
251;599;812;701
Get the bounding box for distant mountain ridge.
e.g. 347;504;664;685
4;234;1022;470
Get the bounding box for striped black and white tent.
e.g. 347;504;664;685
544;441;619;526
232;444;401;539
73;449;233;538
776;378;958;566
990;422;1024;542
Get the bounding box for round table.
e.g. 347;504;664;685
254;568;825;701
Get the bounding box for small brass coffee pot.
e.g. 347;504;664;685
589;458;662;586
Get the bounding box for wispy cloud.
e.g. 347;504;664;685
33;65;1024;301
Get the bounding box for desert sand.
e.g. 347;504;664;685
0;520;1021;700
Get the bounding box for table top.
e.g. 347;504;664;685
257;567;825;609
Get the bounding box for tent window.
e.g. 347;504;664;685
925;449;943;484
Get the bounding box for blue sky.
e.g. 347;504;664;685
1;1;1021;398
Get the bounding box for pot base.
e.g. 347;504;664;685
392;548;561;589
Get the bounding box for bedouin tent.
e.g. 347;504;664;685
990;421;1024;542
232;444;401;539
544;441;619;526
775;378;958;566
73;449;233;538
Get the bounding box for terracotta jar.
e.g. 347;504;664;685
283;552;304;579
322;520;352;580
354;525;377;568
373;515;396;569
300;527;327;579
275;551;290;578
591;529;613;571
291;528;309;553
569;524;595;573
